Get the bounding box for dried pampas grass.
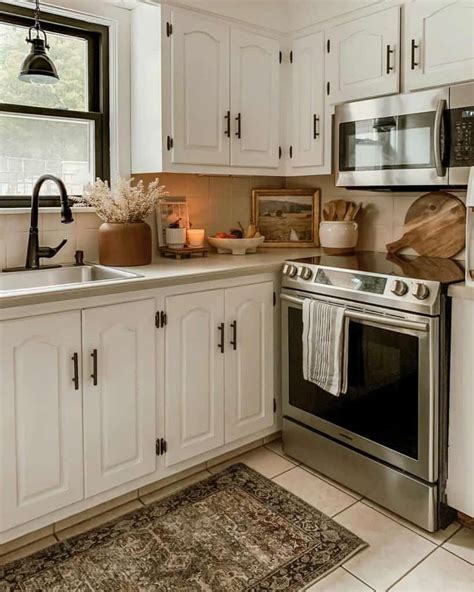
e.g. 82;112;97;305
72;177;167;223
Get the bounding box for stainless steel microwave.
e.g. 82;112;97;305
335;82;474;189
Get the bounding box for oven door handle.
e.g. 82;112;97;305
280;294;429;332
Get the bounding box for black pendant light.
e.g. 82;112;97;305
18;0;59;84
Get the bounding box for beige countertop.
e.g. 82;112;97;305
449;282;474;300
0;248;323;309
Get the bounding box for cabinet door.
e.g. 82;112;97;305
171;10;230;165
327;6;400;104
404;1;474;91
224;283;274;443
165;290;225;466
0;312;83;529
82;300;156;497
231;29;280;167
292;32;325;168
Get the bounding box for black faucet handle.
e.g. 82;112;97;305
38;239;68;259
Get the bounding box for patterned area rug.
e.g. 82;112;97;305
0;464;367;591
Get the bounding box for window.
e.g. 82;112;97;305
0;2;110;207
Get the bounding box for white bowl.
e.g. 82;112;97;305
208;236;265;255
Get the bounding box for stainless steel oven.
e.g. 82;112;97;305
335;82;474;188
281;290;439;483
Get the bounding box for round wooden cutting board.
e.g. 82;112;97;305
386;192;466;258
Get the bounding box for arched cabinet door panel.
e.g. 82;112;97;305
404;1;474;90
171;10;230;165
82;299;156;497
164;289;225;466
0;312;83;530
327;6;400;104
224;282;274;442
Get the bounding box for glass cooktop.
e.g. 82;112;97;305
292;251;464;285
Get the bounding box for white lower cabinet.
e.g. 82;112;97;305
164;290;225;466
164;282;275;466
225;282;274;442
0;312;84;530
82;300;157;497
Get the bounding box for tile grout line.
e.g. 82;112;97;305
298;464;362;501
269;464;299;481
440;544;474;567
341;566;376;591
331;498;361;520
385;545;440;591
263;443;301;466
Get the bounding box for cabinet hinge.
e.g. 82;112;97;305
327;39;330;53
166;21;173;37
155;310;168;328
279;50;282;64
156;438;168;455
278;146;282;159
289;145;293;159
289;50;293;64
273;398;277;413
167;136;174;151
326;81;330;96
273;291;277;307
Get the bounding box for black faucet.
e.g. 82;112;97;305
23;174;74;270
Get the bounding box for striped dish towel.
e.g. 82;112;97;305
302;298;348;396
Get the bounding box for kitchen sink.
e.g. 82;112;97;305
0;264;143;294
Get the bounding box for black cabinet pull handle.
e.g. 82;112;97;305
218;323;225;353
386;44;394;74
313;114;320;139
224;110;230;137
410;39;419;70
230;320;237;350
72;353;79;390
235;113;241;138
91;349;98;386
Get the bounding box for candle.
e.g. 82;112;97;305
187;228;205;247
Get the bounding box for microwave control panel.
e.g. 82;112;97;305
450;107;474;166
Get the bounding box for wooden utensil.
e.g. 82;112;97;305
327;201;337;221
335;199;348;221
322;208;330;221
386;192;466;258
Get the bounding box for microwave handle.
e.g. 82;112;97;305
434;99;447;177
280;294;429;332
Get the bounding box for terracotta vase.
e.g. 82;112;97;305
98;221;152;266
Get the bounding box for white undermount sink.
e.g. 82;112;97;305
0;264;143;295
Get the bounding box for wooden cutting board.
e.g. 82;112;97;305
386;192;466;258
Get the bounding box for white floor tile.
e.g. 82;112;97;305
265;439;301;464
207;446;296;479
443;527;474;564
303;466;363;500
362;499;461;545
306;567;373;591
334;502;436;591
390;548;474;592
273;466;357;517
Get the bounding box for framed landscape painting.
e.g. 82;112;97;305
251;189;320;247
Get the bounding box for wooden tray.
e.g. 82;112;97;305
159;246;209;260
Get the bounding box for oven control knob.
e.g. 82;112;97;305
413;282;430;300
285;264;298;278
390;279;409;297
297;266;313;281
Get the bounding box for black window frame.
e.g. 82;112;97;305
0;2;110;207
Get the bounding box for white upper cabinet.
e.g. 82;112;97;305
291;31;325;168
230;29;280;167
82;300;156;497
326;6;400;104
0;312;83;530
224;283;274;443
404;1;474;91
164;290;225;466
171;11;230;165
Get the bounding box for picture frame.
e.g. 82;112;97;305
156;197;189;247
251;189;320;247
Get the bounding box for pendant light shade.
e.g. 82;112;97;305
18;0;59;84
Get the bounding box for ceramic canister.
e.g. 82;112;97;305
319;221;359;255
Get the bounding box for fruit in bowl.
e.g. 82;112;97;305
209;223;265;255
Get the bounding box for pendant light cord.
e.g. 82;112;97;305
33;0;41;36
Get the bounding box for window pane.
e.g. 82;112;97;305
0;22;88;111
0;113;94;196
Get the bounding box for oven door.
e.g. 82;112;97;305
335;86;449;187
281;290;439;483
